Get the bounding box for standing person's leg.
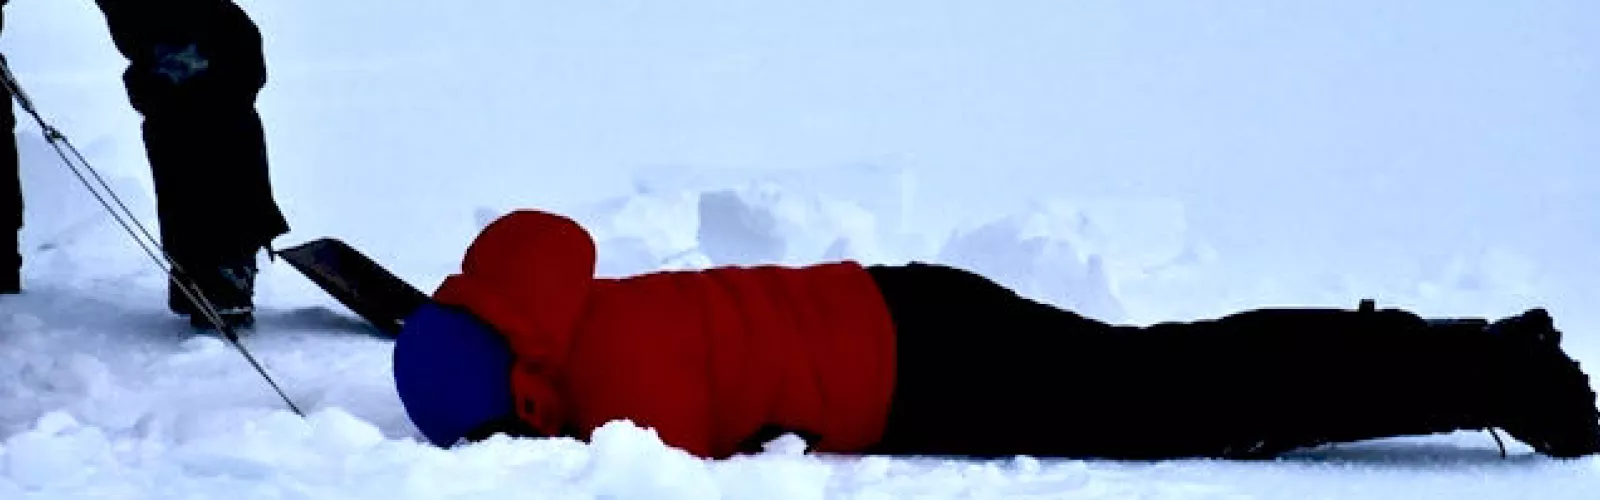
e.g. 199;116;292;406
863;262;1600;459
93;0;289;325
1;2;22;294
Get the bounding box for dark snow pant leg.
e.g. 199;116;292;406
865;263;1311;459
865;262;1504;460
864;262;1292;459
1;5;21;292
93;0;288;265
865;262;1136;458
93;0;288;312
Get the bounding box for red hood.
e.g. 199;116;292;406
433;209;596;375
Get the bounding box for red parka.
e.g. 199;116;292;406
431;209;898;459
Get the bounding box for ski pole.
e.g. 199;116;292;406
0;56;304;417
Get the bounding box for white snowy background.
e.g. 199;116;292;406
3;1;1599;498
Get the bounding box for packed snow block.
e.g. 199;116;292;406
695;183;890;267
568;179;896;274
631;163;916;236
937;215;1125;322
1416;246;1541;299
935;198;1225;323
712;433;831;500
697;189;789;266
169;408;314;480
1024;198;1194;280
472;207;504;232
582;421;719;500
3;412;115;490
731;164;916;238
562;191;705;277
14;133;155;280
306;408;386;454
629;165;911;259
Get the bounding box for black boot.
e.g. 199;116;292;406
1483;308;1600;457
168;248;258;330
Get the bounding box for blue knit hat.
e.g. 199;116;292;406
393;302;516;447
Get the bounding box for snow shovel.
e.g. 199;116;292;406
275;238;432;337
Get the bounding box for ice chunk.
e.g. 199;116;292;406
308;408;386;454
937;214;1126;321
4;411;114;490
698;188;789;266
581;420;720;500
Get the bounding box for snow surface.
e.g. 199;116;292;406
4;0;1600;498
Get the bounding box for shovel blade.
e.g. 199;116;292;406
275;238;431;336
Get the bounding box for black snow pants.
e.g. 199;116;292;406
864;262;1504;459
3;0;289;292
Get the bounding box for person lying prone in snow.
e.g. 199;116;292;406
392;209;1600;460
